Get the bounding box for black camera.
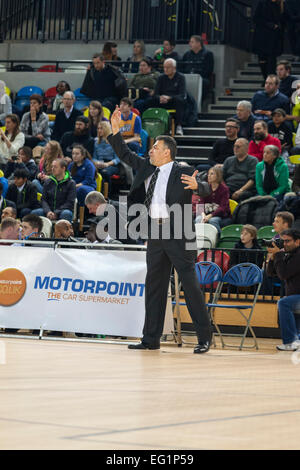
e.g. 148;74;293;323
11;155;18;161
261;238;284;249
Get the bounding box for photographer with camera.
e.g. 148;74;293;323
267;229;300;351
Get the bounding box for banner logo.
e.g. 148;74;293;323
0;268;27;306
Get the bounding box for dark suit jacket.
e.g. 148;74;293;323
52;107;82;141
108;132;210;239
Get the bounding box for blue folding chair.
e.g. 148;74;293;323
207;263;263;350
138;128;149;156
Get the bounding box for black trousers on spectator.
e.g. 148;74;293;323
146;96;185;126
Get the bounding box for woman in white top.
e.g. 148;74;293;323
0;114;25;166
0;80;12;124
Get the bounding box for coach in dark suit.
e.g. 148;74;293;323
106;107;212;353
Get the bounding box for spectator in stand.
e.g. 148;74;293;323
182;35;214;99
102;41;122;64
83;216;122;245
193;165;231;233
51;81;71;114
277;60;299;99
248;120;281;162
32;140;63;193
223;138;257;201
284;0;300;60
4;146;37;181
273;211;295;239
229;224;264;268
146;58;186;136
80;53;127;112
125;40;149;73
0;217;20;241
54;219;74;239
129;58;160;114
51;91;82;142
20;94;51;149
32;159;76;223
0;80;12;125
6;168;40;218
256;144;290;200
0;114;25;168
204;118;240;171
88;100;108;138
251;74;290;121
60;115;94;159
1;206;17;221
93;121;120;192
235;101;256;140
0;181;15;220
68;145;97;207
268;108;293;172
119;97;142;153
153;39;181;71
252;0;285;82
20;213;43;240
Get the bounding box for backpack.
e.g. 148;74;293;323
232;195;278;229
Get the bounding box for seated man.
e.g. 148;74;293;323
266;228;300;351
277;60;299;99
204;118;240;171
80;53;127;112
118;97;142;153
20;94;51;149
0;180;16;220
255;145;290;201
60;115;94;158
235;101;256;140
251;75;290;122
0;217;20;241
84;216;122;245
223;138;257;201
6;168;40;218
182;35;214;99
20;213;43;240
32;159;76;223
153;38;181;70
1;205;17;222
146;58;186;136
51;91;82;142
54;219;74;239
248;120;281;162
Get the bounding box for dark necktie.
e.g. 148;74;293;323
144;167;160;212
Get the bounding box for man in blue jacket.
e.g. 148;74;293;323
251;74;290;121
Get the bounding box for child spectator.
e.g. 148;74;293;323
229;224;264;268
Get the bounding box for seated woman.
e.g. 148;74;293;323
255;144;290;201
0;114;25;168
102;41;122;64
129;58;160;114
194;165;231;233
68;145;97;206
0;80;12;125
4;146;37;181
32;140;64;192
88;101;108;138
20;93;51;149
229;224;264;268
124;40;148;73
93;121;120;184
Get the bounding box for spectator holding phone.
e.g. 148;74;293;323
0;114;25;168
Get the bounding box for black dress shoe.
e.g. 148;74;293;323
194;341;210;354
128;342;160;350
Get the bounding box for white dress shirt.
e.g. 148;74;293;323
145;161;174;219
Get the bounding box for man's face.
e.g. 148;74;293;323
14;177;26;188
21;222;36;239
85;224;97;243
233;140;248;158
57;81;68;95
236;105;250;122
163;61;176;77
189;37;201;53
74;121;87;136
51;160;64;179
86;202;103;216
265;77;278;95
119;101;131;115
61;223;74;238
1;223;20;240
281;235;300;252
254;122;267;141
163;40;173;54
276;64;289;80
149;139;171;167
1;207;15;220
93;57;104;71
272;112;284;126
273;216;288;234
225;121;239;139
62;92;75;109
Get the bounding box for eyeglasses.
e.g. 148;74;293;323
225;125;238;129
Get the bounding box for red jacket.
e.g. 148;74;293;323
248;134;281;162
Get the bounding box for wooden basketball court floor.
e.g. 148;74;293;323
1;335;300;450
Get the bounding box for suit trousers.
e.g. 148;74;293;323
142;236;211;346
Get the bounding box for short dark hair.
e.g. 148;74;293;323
30;94;43;105
280;229;300;241
22;214;43;234
0;217;19;232
92;53;105;62
14;168;29;180
165;38;176;47
75;115;89;125
156;135;177;161
277;60;291;73
226;117;240;127
191;35;203;46
276;211;295;228
120;97;133;107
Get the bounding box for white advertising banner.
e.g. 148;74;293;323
0;246;173;337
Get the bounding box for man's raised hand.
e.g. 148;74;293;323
181;170;199;190
111;105;122;135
